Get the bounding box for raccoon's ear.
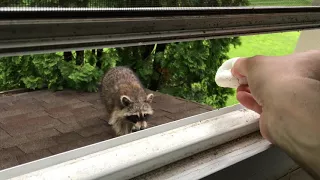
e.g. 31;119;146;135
120;95;132;107
146;93;154;103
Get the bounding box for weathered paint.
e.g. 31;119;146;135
5;108;260;180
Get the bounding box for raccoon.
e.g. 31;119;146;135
100;66;154;136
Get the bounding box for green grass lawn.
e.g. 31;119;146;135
248;0;312;6
224;0;311;106
225;31;301;106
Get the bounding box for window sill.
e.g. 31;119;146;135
133;132;270;180
0;104;270;180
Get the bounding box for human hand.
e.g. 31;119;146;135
231;50;320;179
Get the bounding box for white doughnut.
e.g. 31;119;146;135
215;57;242;88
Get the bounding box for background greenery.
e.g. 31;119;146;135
0;0;307;108
225;31;301;106
249;0;312;6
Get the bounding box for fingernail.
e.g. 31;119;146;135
231;66;245;79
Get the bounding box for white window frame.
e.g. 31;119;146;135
0;2;319;179
0;104;271;180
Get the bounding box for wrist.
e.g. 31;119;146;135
270;78;320;178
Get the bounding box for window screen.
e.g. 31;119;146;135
0;0;314;8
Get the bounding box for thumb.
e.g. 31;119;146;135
231;57;251;79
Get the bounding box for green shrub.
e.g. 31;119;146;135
0;0;249;109
0;50;115;92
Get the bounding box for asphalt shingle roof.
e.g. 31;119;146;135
0;89;213;170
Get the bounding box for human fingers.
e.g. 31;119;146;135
236;85;274;144
231;57;251;78
236;85;262;114
236;85;273;143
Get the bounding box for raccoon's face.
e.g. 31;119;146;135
120;93;154;124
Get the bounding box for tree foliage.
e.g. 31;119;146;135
0;50;115;92
0;0;249;108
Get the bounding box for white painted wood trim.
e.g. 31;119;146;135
295;29;320;53
295;0;320;53
0;105;265;180
132;132;271;180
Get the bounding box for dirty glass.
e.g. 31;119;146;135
0;0;314;8
0;31;302;171
0;0;313;175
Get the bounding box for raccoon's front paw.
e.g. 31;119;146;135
132;121;148;132
140;121;147;130
108;119;116;125
132;125;139;132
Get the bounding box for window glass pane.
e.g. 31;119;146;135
0;0;314;8
0;0;312;174
0;29;302;170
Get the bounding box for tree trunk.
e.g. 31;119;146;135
58;0;69;7
142;45;154;61
149;44;166;91
63;52;73;62
96;49;103;69
76;51;84;65
77;0;89;7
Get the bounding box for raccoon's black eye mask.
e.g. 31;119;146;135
125;114;151;123
126;115;139;123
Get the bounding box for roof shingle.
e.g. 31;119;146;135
0;89;213;171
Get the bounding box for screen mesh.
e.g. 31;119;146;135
0;0;314;8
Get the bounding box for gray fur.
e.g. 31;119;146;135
100;66;154;136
